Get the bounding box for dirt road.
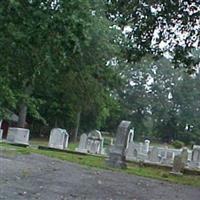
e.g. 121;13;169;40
0;154;199;200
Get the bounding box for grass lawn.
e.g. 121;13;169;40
0;142;199;187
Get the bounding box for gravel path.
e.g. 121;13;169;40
0;154;199;200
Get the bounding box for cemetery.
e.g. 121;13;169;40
1;1;200;199
1;120;200;174
0;119;200;200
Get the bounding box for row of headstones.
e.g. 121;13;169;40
1;127;105;156
106;120;200;172
0;127;67;148
126;141;200;169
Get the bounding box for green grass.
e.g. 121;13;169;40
0;142;199;187
29;138;48;147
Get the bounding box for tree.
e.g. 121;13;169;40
106;0;200;71
0;0;120;132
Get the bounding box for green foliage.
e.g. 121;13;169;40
0;0;121;132
172;140;185;149
106;0;200;71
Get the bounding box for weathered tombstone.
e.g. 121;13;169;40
106;120;131;168
7;128;30;145
48;128;69;150
190;147;200;168
86;130;104;154
75;133;88;153
144;139;150;153
148;147;159;163
170;155;184;175
180;147;188;165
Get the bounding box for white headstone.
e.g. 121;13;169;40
7;128;30;145
75;133;88;153
190;147;200;168
127;129;134;148
48;128;69;150
144;139;150;153
86;130;103;154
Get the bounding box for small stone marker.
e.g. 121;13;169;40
106;120;131;168
190;147;200;168
170;155;184;175
75;133;88;153
180;147;188;165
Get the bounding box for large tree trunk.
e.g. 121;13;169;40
17;103;27;128
74;111;81;142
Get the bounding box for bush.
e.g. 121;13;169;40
172;140;184;149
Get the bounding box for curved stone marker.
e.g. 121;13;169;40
48;128;69;150
87;130;104;154
106;120;131;168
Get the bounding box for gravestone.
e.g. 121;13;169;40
162;151;175;165
106;120;131;168
148;147;159;163
170;155;184;175
144;140;150;153
127;129;134;148
75;133;88;153
190;147;200;168
86;130;104;154
193;145;200;149
7;128;30;145
126;142;138;160
48;128;69;150
180;147;188;165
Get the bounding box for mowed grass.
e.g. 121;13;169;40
29;138;78;151
0;142;199;187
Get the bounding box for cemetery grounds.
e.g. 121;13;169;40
0;140;200;200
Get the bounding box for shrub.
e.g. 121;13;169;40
172;140;184;149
